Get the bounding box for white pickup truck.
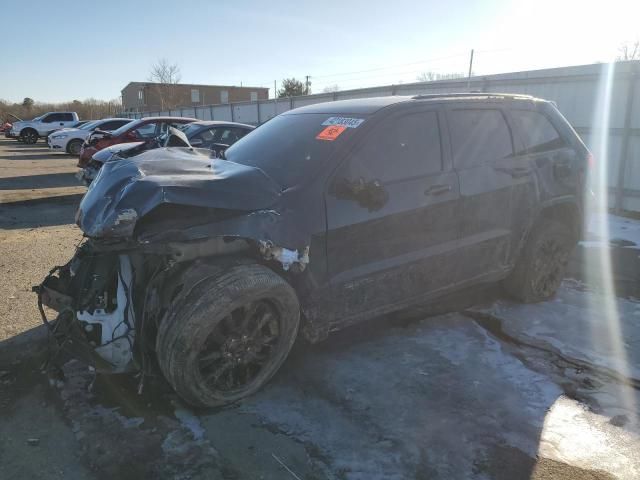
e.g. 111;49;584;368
10;112;79;144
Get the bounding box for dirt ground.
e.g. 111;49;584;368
0;137;639;479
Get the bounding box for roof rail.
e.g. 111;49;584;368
411;92;534;100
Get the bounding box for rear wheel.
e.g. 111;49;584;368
21;128;38;144
156;263;300;407
504;219;575;302
67;139;83;156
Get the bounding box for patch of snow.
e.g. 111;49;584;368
174;407;205;441
582;212;640;250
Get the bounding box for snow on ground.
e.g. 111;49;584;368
480;282;640;381
582;212;640;249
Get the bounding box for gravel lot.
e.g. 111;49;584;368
0;137;639;479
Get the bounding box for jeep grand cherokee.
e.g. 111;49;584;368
36;93;589;407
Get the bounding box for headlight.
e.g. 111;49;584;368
51;134;68;140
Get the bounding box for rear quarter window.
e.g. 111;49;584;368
449;109;513;169
511;109;566;154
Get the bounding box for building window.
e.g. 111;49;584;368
138;89;144;104
250;91;258;102
191;89;200;103
220;90;229;104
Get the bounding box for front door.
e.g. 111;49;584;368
322;107;461;326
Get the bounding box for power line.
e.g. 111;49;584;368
311;52;469;80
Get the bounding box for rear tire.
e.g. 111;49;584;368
67;139;83;156
156;263;300;407
504;219;575;303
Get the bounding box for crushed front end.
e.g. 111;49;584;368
35;241;164;373
35;147;311;378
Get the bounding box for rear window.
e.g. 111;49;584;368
78;120;100;130
449;109;513;169
511;110;566;154
225;113;366;188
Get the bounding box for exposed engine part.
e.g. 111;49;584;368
76;255;136;372
259;241;309;272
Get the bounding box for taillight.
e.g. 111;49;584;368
586;152;595;169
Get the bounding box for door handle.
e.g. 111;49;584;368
494;166;531;179
424;184;451;196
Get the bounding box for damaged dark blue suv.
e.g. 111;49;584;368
36;94;589;406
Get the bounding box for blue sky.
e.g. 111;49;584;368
1;0;638;103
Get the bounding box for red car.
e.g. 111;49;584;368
78;116;196;167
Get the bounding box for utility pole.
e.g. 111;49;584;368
274;80;277;99
305;75;310;95
467;49;474;91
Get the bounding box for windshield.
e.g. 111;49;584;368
79;120;100;130
111;118;141;136
225;113;367;188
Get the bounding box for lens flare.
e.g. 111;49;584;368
586;61;636;423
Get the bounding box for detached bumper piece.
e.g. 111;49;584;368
34;249;137;373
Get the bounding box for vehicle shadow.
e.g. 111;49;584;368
3;148;52;154
0;194;82;229
0;173;81;190
0;154;63;161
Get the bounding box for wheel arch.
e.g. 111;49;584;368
20;126;38;136
536;199;582;242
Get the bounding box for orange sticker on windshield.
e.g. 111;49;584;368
316;125;346;141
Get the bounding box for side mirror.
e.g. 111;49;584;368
332;177;388;211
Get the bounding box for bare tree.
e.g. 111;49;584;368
322;84;340;93
148;58;182;110
416;71;465;82
617;40;640;61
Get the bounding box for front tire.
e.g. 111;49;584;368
21;128;38;144
67;139;83;156
504;219;575;303
156;263;300;407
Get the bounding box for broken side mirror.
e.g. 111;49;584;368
331;177;388;211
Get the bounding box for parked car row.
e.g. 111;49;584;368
48;118;133;155
37;93;590;408
77;117;254;183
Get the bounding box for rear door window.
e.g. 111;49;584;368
61;113;74;122
449;109;513;169
511;110;566;154
347;110;442;182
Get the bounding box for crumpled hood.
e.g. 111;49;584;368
76;147;282;238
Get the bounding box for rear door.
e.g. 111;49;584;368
446;104;533;282
507;107;576;202
323;107;461;323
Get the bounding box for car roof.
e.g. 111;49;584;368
189;120;255;129
138;116;198;121
284;93;546;116
97;117;132;122
284;96;412;115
